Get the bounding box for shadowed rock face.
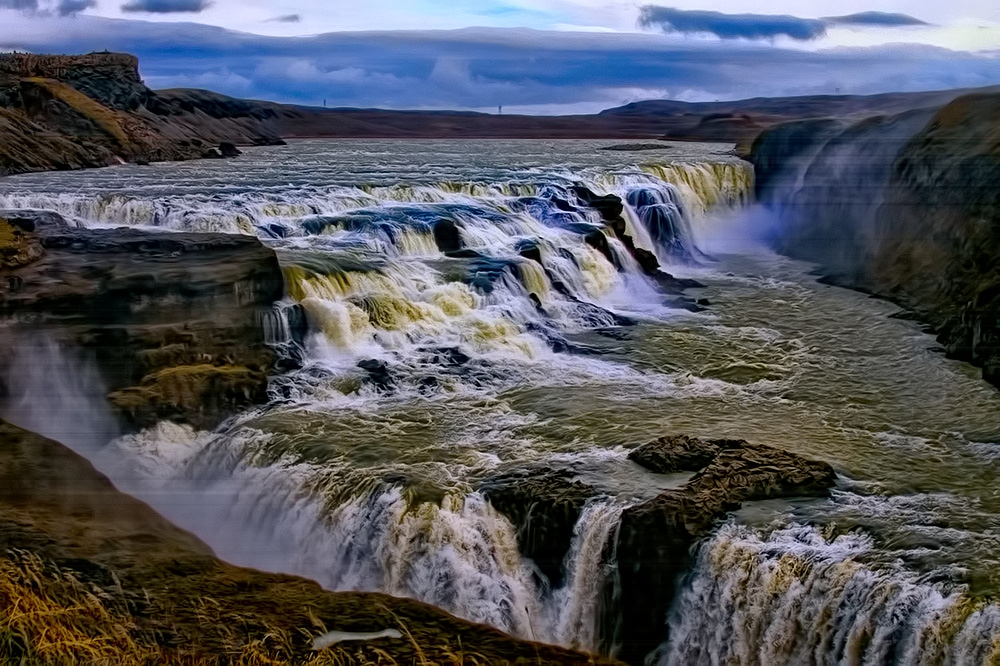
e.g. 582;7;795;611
612;438;836;664
481;468;600;588
0;419;621;665
751;92;1000;387
0;209;288;430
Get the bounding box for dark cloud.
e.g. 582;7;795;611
120;0;210;13
0;19;997;112
265;14;300;23
57;0;95;15
824;12;928;27
0;0;38;10
638;6;826;41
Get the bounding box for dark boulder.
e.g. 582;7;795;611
432;219;463;254
357;359;393;390
218;142;241;158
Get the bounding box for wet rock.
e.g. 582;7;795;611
612;438;837;664
584;229;620;269
696;298;711;306
481;469;600;588
516;238;543;264
432;219;463;254
357;359;393;390
219;141;241;158
201;147;223;159
627;434;741;474
419;346;470;368
571;185;625;220
662;296;705;312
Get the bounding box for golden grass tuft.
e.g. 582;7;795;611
24;77;132;148
0;552;504;665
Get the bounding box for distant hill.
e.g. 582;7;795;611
1;51;995;176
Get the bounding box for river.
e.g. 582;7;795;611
2;139;997;664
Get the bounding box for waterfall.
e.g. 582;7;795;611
0;146;760;661
656;523;1000;666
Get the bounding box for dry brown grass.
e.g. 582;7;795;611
24;77;131;148
0;552;497;666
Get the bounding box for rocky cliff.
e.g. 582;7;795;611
0;52;284;175
751;92;1000;386
0;209;297;430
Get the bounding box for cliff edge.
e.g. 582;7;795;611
0;52;284;175
750;92;1000;386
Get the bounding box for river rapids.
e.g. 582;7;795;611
2;139;998;664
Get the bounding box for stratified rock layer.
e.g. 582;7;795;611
0;209;287;429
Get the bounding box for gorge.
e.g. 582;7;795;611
2;54;1000;666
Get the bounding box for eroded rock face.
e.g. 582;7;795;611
751;92;1000;389
481;469;600;588
0;210;289;430
613;437;836;664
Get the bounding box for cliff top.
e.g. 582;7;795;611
0;52;140;79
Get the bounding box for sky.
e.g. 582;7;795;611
0;0;998;113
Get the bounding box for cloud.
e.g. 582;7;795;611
0;18;997;112
639;7;930;41
120;0;210;13
0;0;38;11
265;14;300;23
824;12;928;27
57;0;94;15
638;6;827;41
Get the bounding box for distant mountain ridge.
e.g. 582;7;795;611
0;50;995;176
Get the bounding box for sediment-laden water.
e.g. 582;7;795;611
3;139;999;664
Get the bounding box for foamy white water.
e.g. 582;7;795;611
3;139;999;663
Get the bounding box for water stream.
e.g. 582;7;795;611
2;139;998;663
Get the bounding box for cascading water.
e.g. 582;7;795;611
3;139;1000;665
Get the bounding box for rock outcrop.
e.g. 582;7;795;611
0;418;619;665
612;437;836;664
751;92;1000;387
0;209;290;429
481;469;600;588
481;435;836;664
0;52;283;175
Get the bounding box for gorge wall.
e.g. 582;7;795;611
750;91;1000;386
0;52;285;175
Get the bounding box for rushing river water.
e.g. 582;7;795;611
2;139;999;664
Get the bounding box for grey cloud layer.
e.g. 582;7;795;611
120;0;210;13
0;17;995;111
639;6;927;41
